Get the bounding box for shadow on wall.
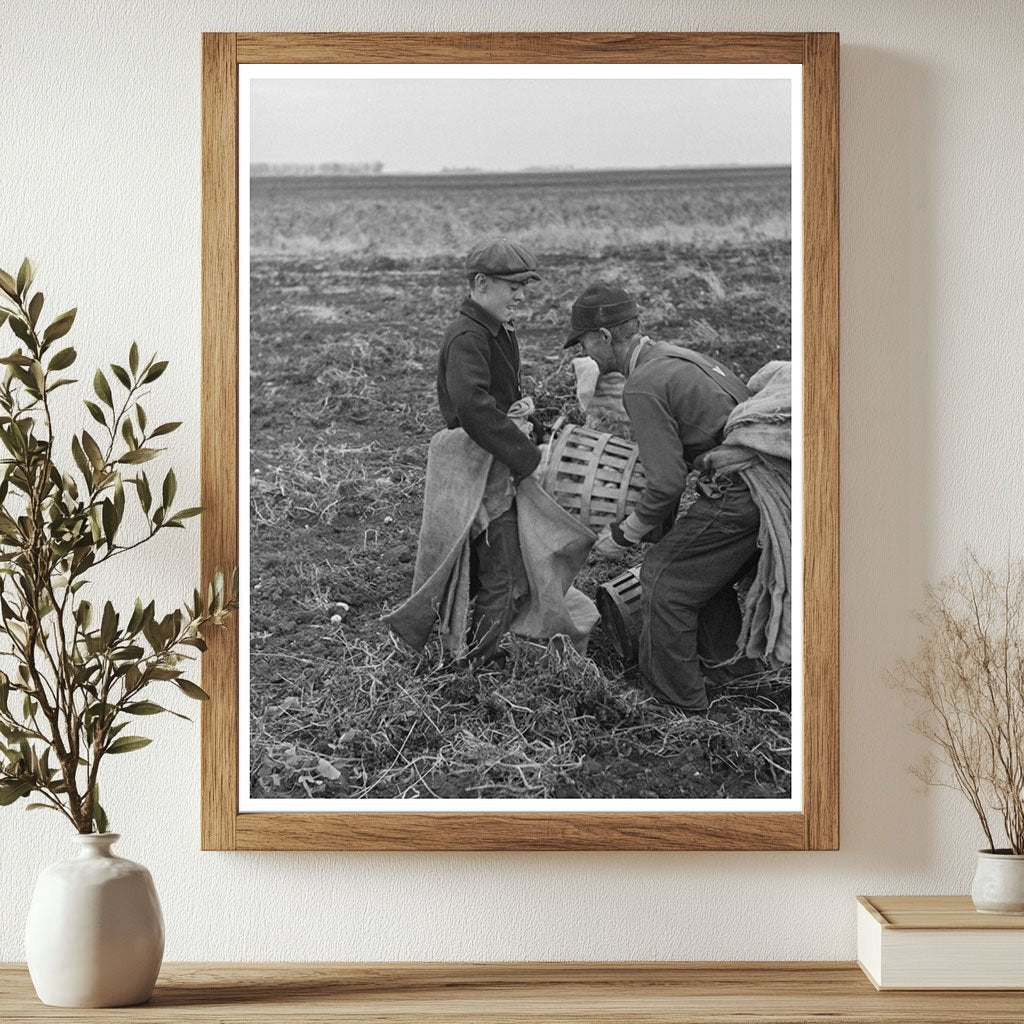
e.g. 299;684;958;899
838;47;937;868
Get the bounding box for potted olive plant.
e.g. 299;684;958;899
0;260;235;1005
895;552;1024;914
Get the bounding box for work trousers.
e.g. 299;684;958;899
468;504;529;665
638;479;761;710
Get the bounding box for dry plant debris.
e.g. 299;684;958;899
250;168;793;801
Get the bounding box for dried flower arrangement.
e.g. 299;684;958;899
895;552;1024;854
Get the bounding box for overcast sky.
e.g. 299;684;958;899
250;77;792;173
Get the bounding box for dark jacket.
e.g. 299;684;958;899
437;298;541;481
623;340;750;529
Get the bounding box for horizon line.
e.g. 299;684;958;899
250;161;792;177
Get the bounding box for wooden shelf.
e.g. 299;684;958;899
4;962;1024;1022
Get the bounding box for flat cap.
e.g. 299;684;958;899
465;237;541;283
564;283;640;347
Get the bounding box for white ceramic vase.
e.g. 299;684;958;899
24;833;164;1007
971;849;1024;915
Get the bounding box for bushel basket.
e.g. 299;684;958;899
540;419;646;530
596;565;643;663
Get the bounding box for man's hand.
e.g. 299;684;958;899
592;523;634;558
618;512;650;544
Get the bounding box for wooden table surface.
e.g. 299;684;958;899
3;962;1024;1023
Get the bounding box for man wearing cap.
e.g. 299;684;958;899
565;283;760;712
436;237;543;666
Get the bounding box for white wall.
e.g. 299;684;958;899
2;0;1022;961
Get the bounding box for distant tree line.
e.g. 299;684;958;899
251;162;385;177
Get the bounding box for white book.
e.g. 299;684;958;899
857;895;1024;990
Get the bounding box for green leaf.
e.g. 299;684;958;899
0;352;33;366
147;667;181;680
0;269;18;300
129;342;139;375
168;507;203;524
105;735;152;755
142;360;168;383
26;802;61;813
0;722;28;742
93;369;113;409
118;448;157;465
110;363;131;389
175;679;210;701
0;779;33;805
110;644;144;661
91;785;108;834
136;404;147;432
8;619;29;650
124;701;165;715
81;431;105;472
136;473;152;513
42;308;77;344
16;258;34;298
101;498;117;547
121;418;137;450
83;701;114;728
162;468;176;508
0;428;20;459
83;400;107;427
126;598;146;635
48;346;76;371
124;700;179;717
27;292;43;329
8;317;31;344
114;475;125;521
71;435;92;483
110;722;132;742
150;421;181;438
122;665;142;692
76;598;94;630
100;601;117;647
142;614;162;653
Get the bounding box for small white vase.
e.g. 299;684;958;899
971;849;1024;915
25;833;164;1007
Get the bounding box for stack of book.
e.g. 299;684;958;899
857;895;1024;990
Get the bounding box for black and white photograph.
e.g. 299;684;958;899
241;64;802;812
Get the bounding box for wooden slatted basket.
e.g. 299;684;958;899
540;419;646;529
596;565;643;662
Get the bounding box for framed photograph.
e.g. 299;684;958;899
201;32;838;851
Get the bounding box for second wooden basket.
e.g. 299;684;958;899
596;565;643;662
540;419;646;529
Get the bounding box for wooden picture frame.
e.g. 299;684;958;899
201;32;839;851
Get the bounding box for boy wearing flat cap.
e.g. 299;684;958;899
565;282;760;712
436;237;543;665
